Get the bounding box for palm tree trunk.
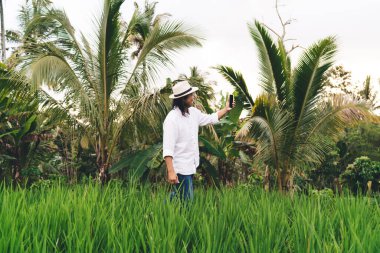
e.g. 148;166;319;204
264;165;270;191
0;0;5;62
98;162;110;185
218;159;228;185
334;177;342;195
277;170;283;192
97;136;110;185
280;168;293;192
12;167;20;182
277;168;291;192
12;155;21;184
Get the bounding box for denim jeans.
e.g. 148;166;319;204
169;173;194;202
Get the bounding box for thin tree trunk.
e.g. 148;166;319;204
97;136;110;185
334;177;342;195
218;159;223;184
277;169;283;192
64;139;70;182
277;168;291;193
281;168;289;191
13;168;20;182
98;162;110;185
288;169;295;198
264;165;270;191
12;156;21;184
367;180;372;196
0;0;5;62
218;159;227;185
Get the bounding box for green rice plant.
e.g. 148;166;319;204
0;180;379;252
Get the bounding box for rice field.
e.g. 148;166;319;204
0;180;379;253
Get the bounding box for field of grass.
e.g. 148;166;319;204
0;180;379;253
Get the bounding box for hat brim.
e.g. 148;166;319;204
169;87;199;99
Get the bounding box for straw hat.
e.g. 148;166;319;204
169;80;199;99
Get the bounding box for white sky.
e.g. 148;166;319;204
4;0;380;99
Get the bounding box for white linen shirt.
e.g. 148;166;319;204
162;106;220;175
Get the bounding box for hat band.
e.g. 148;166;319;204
174;87;192;97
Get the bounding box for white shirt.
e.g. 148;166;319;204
162;106;220;175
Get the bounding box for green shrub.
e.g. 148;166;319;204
340;156;380;193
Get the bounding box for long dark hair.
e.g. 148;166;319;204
172;93;191;116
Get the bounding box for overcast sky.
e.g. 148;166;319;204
4;0;380;98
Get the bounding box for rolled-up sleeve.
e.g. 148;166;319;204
162;117;176;159
196;108;220;126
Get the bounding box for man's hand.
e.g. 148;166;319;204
226;98;236;111
164;156;179;184
167;170;179;184
217;96;236;120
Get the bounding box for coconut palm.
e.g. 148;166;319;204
2;0;53;67
18;0;201;184
0;0;5;61
358;75;379;111
217;20;371;191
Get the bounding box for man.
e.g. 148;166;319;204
162;80;235;202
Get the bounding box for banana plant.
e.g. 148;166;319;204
197;92;246;185
0;65;41;182
108;143;163;182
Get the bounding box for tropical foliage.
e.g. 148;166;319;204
16;0;201;184
0;0;380;250
217;20;373;191
0;0;377;194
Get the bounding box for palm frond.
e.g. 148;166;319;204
97;0;125;101
248;20;287;103
305;95;372;142
277;40;292;107
291;95;372;168
292;36;337;121
235;93;276;141
247;108;290;171
215;65;254;107
126;20;201;87
25;8;98;93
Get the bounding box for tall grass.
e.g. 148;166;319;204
0;180;379;252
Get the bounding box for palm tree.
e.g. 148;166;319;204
19;0;201;184
0;0;5;61
3;0;53;68
217;20;371;192
358;75;379;111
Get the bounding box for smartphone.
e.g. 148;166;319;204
229;94;234;107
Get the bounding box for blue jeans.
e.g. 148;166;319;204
169;173;194;202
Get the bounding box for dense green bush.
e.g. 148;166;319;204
340;156;380;193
